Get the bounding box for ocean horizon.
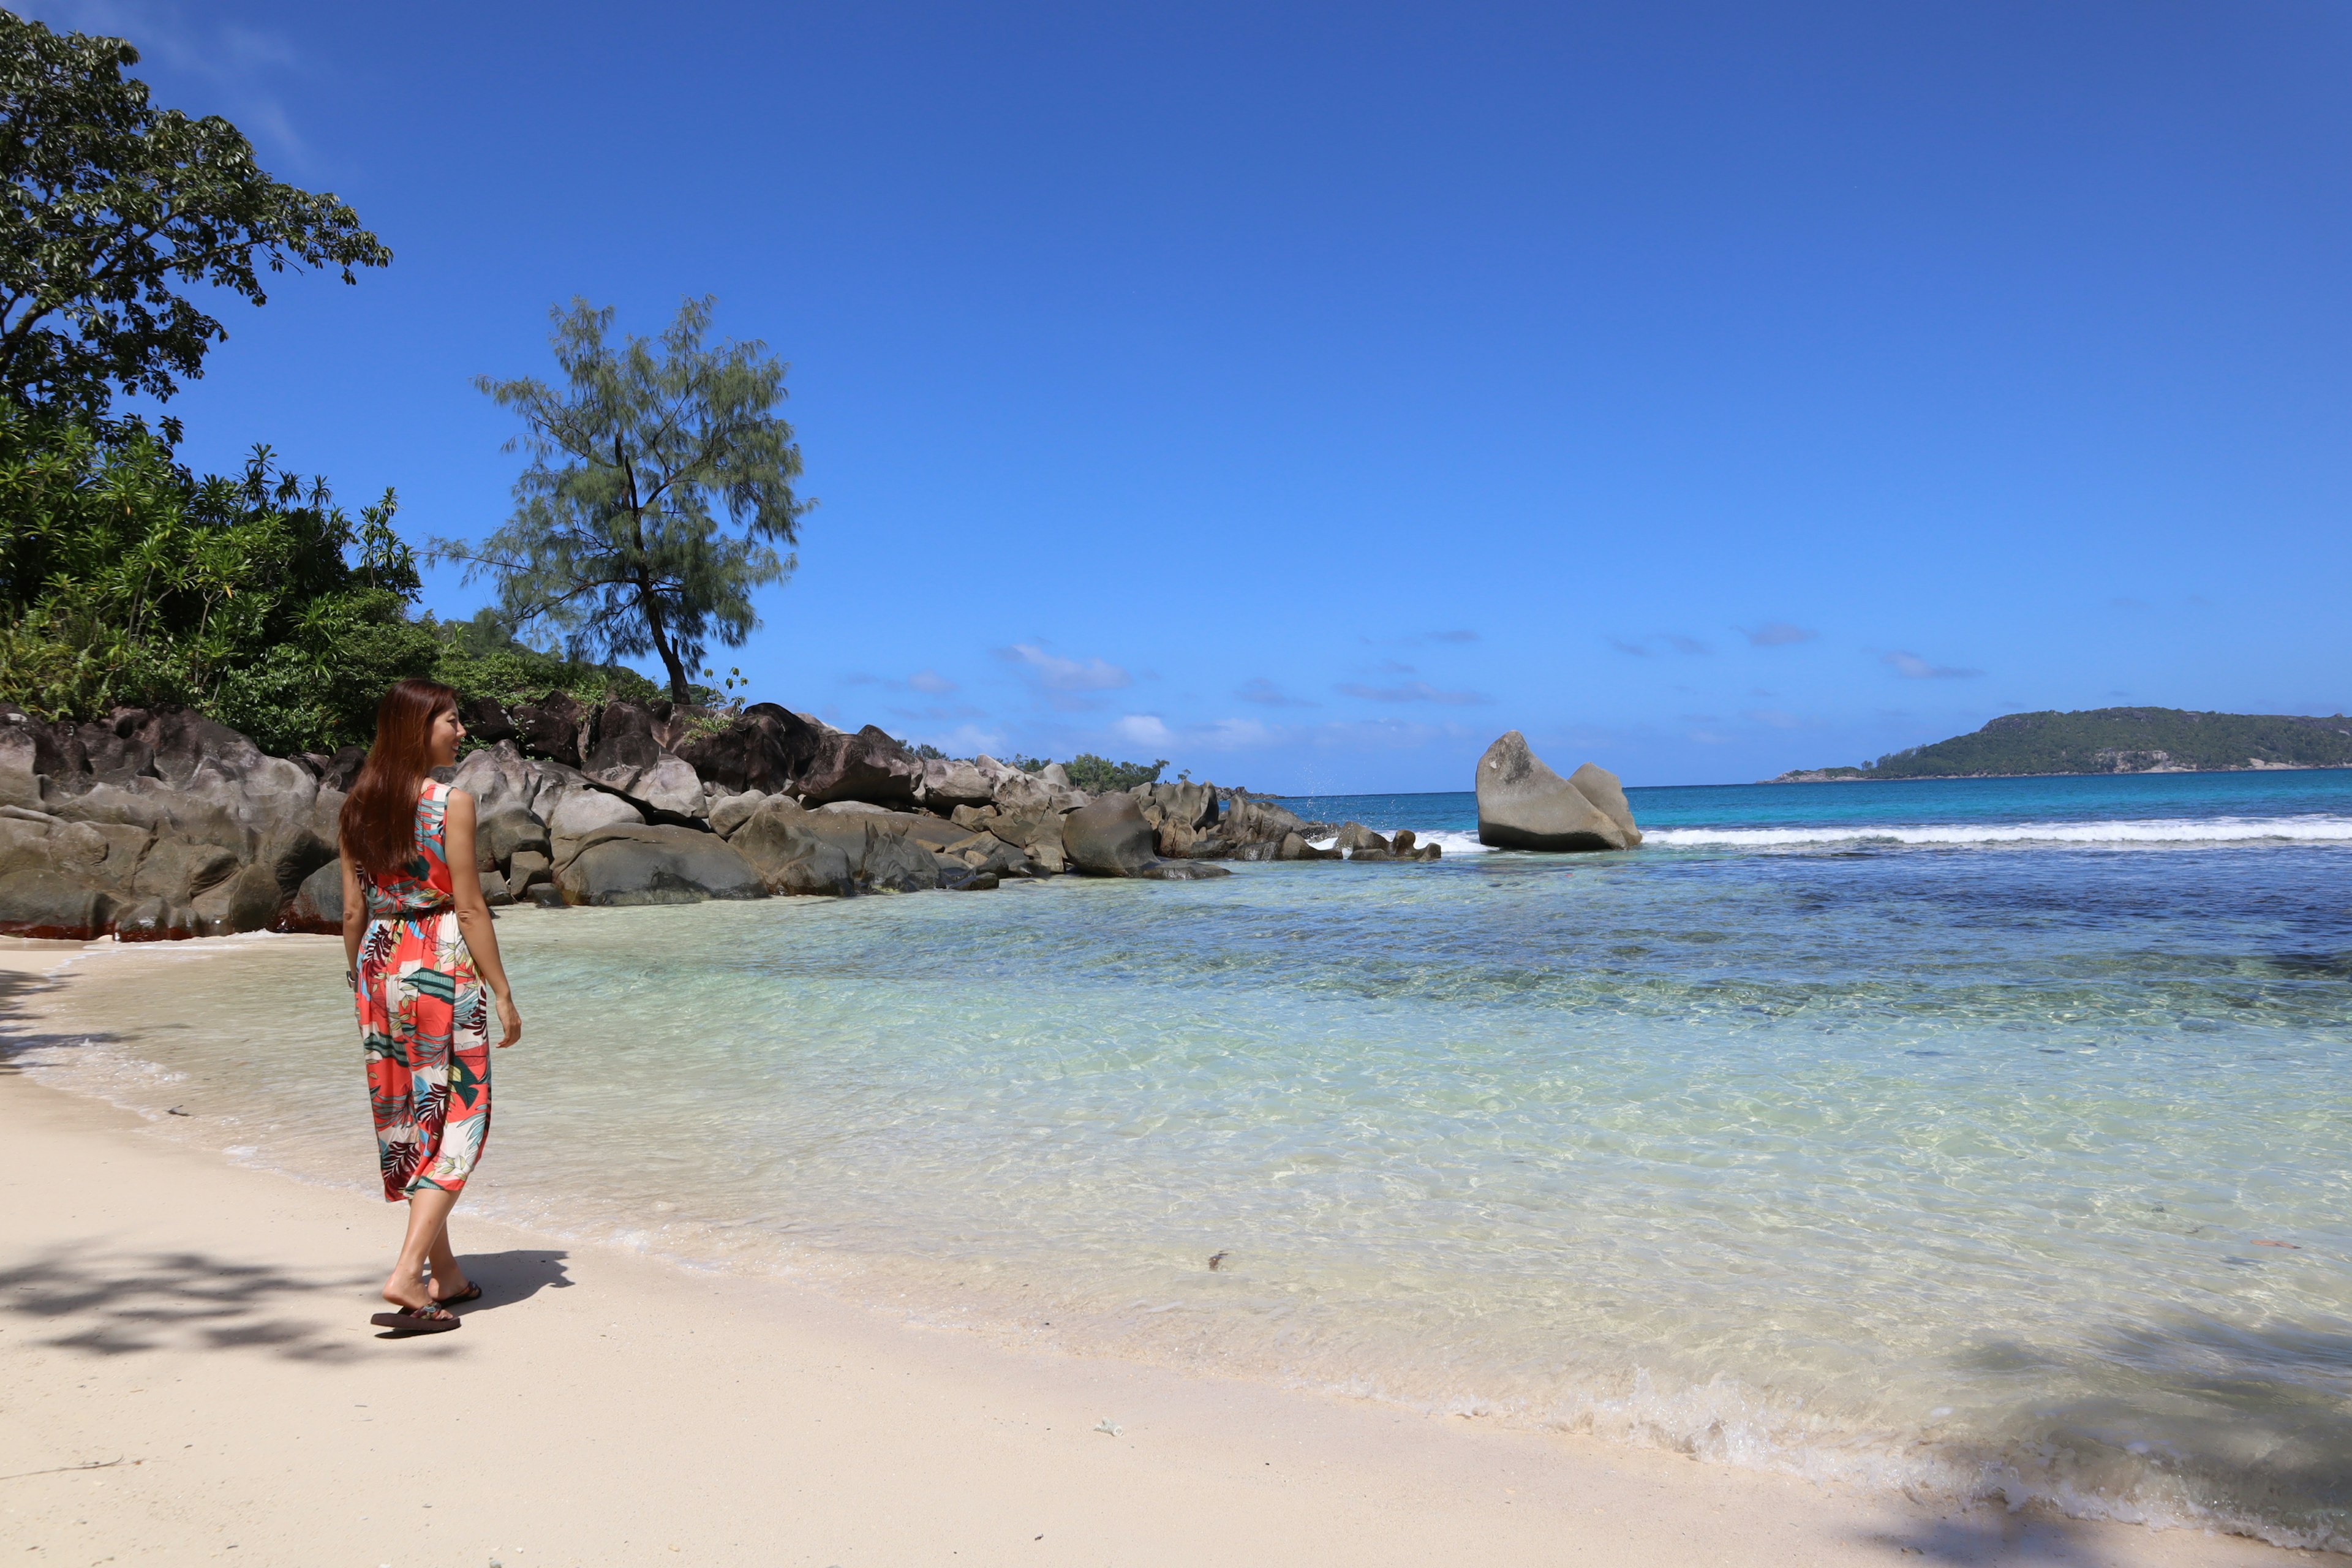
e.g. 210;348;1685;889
13;767;2350;1551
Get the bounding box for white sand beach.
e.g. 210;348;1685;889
0;941;2310;1568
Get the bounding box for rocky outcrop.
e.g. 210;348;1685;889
731;799;857;895
0;690;1366;933
674;703;823;796
556;823;766;907
1474;733;1641;852
796;725;924;808
1062;794;1231;881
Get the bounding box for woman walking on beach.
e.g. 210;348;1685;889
339;678;523;1335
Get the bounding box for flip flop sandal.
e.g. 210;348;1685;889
433;1283;483;1306
370;1303;462;1334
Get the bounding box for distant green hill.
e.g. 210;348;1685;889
1773;707;2352;782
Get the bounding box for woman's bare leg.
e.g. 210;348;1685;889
383;1186;459;1310
426;1218;471;1301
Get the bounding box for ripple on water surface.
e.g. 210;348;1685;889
13;837;2352;1550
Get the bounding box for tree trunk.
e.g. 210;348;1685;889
637;579;693;705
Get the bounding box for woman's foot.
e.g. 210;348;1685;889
382;1267;434;1313
430;1277;481;1306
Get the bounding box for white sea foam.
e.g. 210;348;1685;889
1305;829;1492;854
1642;815;2352;849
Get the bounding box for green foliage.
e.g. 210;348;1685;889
1061;753;1167;793
0;410;426;747
0;413;648;755
0;12;388;416
1854;709;2352;778
426;606;660;716
898;739;948;761
1006;753;1050;774
437;296;812;704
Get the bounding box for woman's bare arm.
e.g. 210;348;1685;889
340;849;366;981
443;790;524;1047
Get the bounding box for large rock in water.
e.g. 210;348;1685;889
1062;794;1229;881
556;824;766;907
1474;733;1641;851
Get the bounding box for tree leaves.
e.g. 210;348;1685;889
0;13;389;415
435;296;813;704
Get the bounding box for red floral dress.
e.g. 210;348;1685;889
355;780;491;1202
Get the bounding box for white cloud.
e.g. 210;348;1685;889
1112;714;1174;747
1199;717;1275;749
1884;650;1983;680
907;669;957;694
1001;643;1133;692
1335;680;1491;706
1744;622;1819;647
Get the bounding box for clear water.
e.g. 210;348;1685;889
11;770;2351;1550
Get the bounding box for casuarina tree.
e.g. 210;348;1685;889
0;12;389;417
437;296;812;706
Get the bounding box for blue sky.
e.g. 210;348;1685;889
34;1;2352;791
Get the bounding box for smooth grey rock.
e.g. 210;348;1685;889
115;895;200;941
1134;859;1230;881
0;870;118;938
916;757;996;811
1474;732;1640;852
791;723;923;808
1567;762;1642;846
949;803;998;832
476;805;551;871
557;823;766;907
280;859;345;933
505;848;553;893
1062;794;1160;877
548;790;644;865
706;791;767;838
731;799;856;896
993;769;1085;817
480;868;514;906
1335;822;1392;858
450;742;538;817
815;799;892;815
132;838;241;903
192;862;281;935
946;832;1032;878
858;821;938;893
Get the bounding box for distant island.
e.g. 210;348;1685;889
1768;707;2352;783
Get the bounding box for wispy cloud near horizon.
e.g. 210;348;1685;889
1236;677;1317;707
1744;622;1818;647
1000;643;1133;692
1335;680;1491;706
1884;650;1983;679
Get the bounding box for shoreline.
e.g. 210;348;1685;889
0;938;2316;1567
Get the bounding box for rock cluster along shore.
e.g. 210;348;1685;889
0;696;1442;941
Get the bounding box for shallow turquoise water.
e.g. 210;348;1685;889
14;770;2351;1548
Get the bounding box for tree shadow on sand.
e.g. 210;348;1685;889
0;1246;573;1362
1918;1309;2352;1558
1860;1513;2161;1566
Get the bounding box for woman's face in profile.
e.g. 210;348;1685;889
428;705;467;768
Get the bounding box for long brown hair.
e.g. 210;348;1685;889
340;678;459;882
